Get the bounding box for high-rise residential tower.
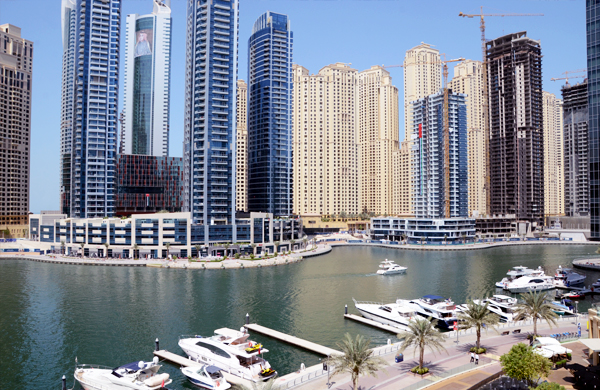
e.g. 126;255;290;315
247;11;293;216
449;60;486;217
542;91;564;217
562;80;589;217
61;0;122;218
183;0;239;231
292;63;359;216
236;79;248;212
587;0;600;239
0;24;32;232
123;0;172;157
411;91;468;219
358;66;399;215
487;32;544;225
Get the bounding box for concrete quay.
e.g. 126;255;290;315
573;257;600;271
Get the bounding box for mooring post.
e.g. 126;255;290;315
155;338;159;351
62;375;66;390
246;313;250;325
345;304;348;315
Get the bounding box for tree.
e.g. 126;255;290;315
223;242;230;258
340;211;348;219
132;243;138;259
290;239;296;251
79;243;85;257
514;291;558;336
251;243;257;256
443;235;447;246
397;317;447;371
194;244;202;258
103;242;109;258
531;383;566;390
60;240;66;255
243;378;281;390
326;333;385;390
500;343;552;387
165;242;171;258
302;237;307;249
457;300;500;351
274;241;280;255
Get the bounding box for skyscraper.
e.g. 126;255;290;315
236;79;248;213
123;0;171;157
562;80;589;217
449;60;486;217
411;91;468;219
542;91;564;217
358;66;399;215
487;32;544;225
247;11;293;216
292;63;359;216
0;24;33;234
587;0;600;239
61;0;121;218
183;0;239;231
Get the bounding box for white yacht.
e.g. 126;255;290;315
180;365;231;389
379;259;395;269
179;328;276;382
505;275;554;293
352;298;418;330
495;266;544;289
407;295;460;330
376;259;407;275
553;266;586;288
74;357;172;390
478;295;518;322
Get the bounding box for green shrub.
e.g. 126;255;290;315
410;366;429;375
566;353;572;360
234;253;240;259
530;382;566;390
554;359;567;368
470;347;487;354
250;254;255;260
274;252;278;256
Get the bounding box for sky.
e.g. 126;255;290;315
0;0;587;213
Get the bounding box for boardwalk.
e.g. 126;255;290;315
344;314;406;333
243;323;342;356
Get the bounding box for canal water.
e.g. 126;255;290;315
1;244;600;389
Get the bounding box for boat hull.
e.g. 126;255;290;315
507;285;554;293
355;306;410;330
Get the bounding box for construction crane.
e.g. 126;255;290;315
459;7;543;216
551;69;587;84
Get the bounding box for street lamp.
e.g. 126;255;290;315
319;356;332;388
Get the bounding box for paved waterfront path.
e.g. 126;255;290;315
573;257;600;271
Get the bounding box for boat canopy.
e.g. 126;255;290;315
206;365;223;374
115;362;143;372
422;295;445;301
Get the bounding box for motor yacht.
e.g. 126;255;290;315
379;259;395;269
477;295;518;322
505;275;554;293
352;298;418;330
553;266;586;288
495;266;544;289
550;299;575;315
179;328;276;382
407;295;460;330
74;357;172;390
180;365;231;389
376;260;407;275
592;279;600;289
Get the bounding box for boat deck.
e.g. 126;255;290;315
243;324;342;356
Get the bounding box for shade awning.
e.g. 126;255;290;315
579;339;600;352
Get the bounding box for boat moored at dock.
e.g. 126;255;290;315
74;357;172;390
553;266;586;289
352;298;418;330
181;365;231;389
495;266;543;289
407;295;460;330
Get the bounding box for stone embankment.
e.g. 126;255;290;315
573;257;600;271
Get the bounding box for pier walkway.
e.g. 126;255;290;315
244;323;342;356
344;314;406;333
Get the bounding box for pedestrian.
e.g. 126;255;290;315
475;353;479;365
470;351;475;362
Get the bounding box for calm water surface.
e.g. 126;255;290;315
1;244;600;389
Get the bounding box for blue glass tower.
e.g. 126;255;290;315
62;0;121;218
587;1;600;239
247;12;293;216
183;0;239;233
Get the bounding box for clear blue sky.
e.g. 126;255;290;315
0;0;586;213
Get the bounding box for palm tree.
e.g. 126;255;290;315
443;234;447;246
132;243;138;259
243;378;281;390
79;243;85;258
514;291;558;336
165;242;171;258
223;243;230;258
274;241;280;255
326;333;386;390
194;244;201;258
251;243;257;256
302;237;308;249
290;239;296;251
103;242;109;258
457;300;500;350
60;240;66;255
397;317;447;371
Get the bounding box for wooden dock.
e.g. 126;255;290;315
344;314;406;334
244;324;342;356
153;349;253;387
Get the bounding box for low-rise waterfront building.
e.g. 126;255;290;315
28;211;68;242
475;215;517;239
370;217;475;244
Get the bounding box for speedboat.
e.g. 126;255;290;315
379;259;395;269
550;299;575;315
561;291;585;299
376;260;407;275
179;328;276;382
553;266;586;288
407;295;460;330
74;357;172;390
478;295;518;322
352;298;418;330
495;266;544;289
181;365;231;389
505;275;554;293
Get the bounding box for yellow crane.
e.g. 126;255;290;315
551;69;587;84
458;7;543;215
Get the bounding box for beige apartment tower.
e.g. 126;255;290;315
292;63;360;216
236;80;248;212
0;24;32;237
392;140;412;216
449;60;487;217
358;66;399;215
542;91;565;217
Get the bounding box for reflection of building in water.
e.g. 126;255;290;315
123;0;171;157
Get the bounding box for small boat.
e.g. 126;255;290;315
553;266;586;288
181;365;231;389
550;299;575;315
74;357;172;390
376;259;407;275
561;291;585;299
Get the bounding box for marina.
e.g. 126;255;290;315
243;323;342;356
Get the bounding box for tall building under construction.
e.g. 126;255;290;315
487;32;544;225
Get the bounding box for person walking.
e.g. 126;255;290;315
475;353;479;365
470;351;475;363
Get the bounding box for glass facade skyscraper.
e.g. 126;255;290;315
587;1;600;239
247;12;293;216
123;0;171;157
61;0;121;218
183;0;239;235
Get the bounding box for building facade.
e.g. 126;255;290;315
115;154;183;216
358;66;399;215
183;0;239;236
292;63;360;216
542;91;565;217
0;24;32;234
562;80;589;217
236;79;248;212
371;217;476;244
61;0;122;219
487;32;544;225
123;0;171;157
588;0;600;239
449;60;487;217
411;90;468;219
247;12;293;216
392;140;412;216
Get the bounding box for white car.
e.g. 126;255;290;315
532;337;573;358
